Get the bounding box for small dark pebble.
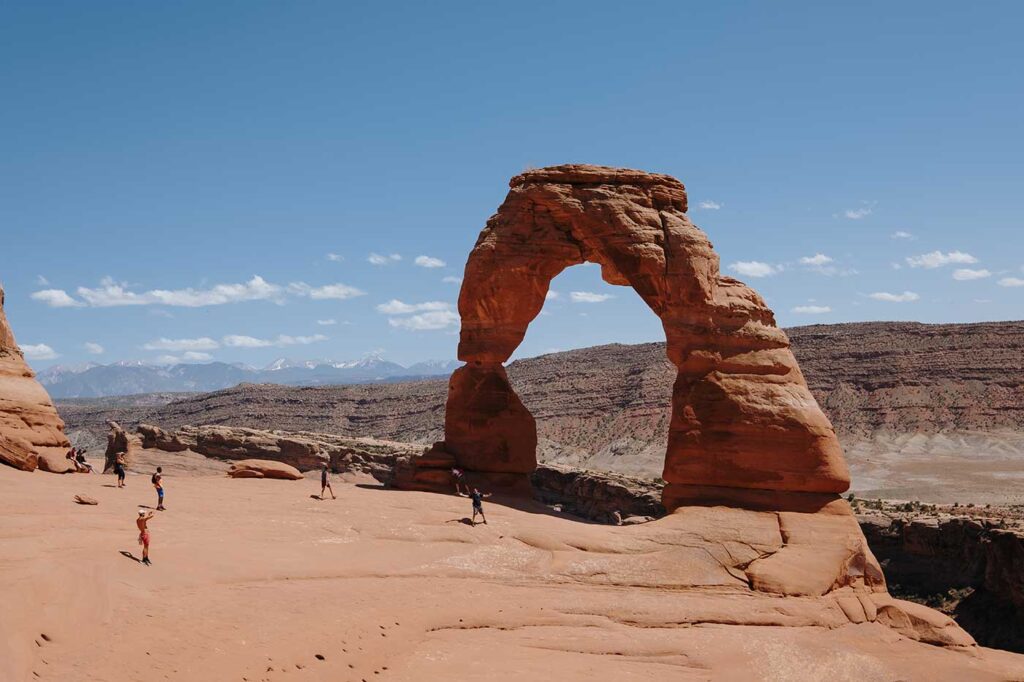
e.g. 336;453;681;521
315;654;325;661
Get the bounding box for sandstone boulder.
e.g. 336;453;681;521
37;451;76;474
0;433;37;472
0;285;71;471
228;459;303;480
73;494;98;505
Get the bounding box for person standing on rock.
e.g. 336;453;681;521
137;509;154;565
320;464;336;500
152;467;165;511
460;487;491;525
114;451;127;488
451;467;469;495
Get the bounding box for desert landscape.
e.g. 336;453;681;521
4;164;1024;681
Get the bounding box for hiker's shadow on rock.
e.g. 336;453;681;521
101;484;118;488
446;518;475;526
354;483;386;490
119;551;142;563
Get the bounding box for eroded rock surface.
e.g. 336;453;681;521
0;285;71;471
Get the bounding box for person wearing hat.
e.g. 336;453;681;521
136;509;154;565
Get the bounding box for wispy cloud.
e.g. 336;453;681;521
869;291;919;302
388;310;459;331
368;253;402;266
376;299;450;315
222;334;328;348
545;290;560;300
905;251;978;269
287;282;365;300
31;289;83;308
799;254;833;266
21;343;58;360
326;253;344;262
569;291;613;303
952;268;991;281
414;255;446;268
998;277;1024;288
841;201;876;220
84;342;105;355
36;275;49;286
891;231;915;240
154;351;213;365
442;276;462;284
791;305;831;314
316;319;337;326
728;261;781;278
142;337;220;352
697;200;722;210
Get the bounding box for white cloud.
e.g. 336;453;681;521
288;282;365;300
570;291;613;303
869;291;920;302
182;351;213;361
952;268;991;281
728;261;781;278
143;337;221;352
800;253;833;266
998;277;1024;288
791;305;832;314
388;310;460;331
154;355;182;365
376;299;450;315
414;255;446;268
891;231;915;240
36;275;49;285
326;253;344;262
21;343;58;360
545;290;560;300
368;253;402;266
222;334;328;348
31;289;83;308
905;251;978;269
84;342;105;355
842;201;876;220
75;275;285;307
442;276;462;284
697;200;722;210
316;319;337;326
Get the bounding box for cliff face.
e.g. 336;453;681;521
0;285;72;472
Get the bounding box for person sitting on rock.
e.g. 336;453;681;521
451;467;469;495
459;487;491;525
75;448;95;473
320;464;336;500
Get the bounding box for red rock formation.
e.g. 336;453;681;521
0;285;71;472
227;459;303;480
408;164;849;506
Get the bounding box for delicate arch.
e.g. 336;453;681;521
406;165;849;509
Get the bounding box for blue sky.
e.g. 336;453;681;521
2;1;1021;370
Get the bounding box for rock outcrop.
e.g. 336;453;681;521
102;420;138;472
400;165;849;508
0;285;71;472
227;459;303;480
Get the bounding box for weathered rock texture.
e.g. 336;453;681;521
0;285;71;471
102;420;139;473
411;165;849;507
227;459;303;480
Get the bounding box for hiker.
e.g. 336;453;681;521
320;464;336;500
451;467;469;495
460;487;491;525
114;451;127;488
67;448;85;472
75;449;95;473
136;509;154;565
152;467;165;511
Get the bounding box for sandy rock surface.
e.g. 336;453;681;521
2;466;1023;681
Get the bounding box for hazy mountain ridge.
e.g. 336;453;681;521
39;357;461;398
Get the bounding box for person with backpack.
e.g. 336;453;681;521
152;467;165;511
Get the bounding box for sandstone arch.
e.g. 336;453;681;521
437;165;850;510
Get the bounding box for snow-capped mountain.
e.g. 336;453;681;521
39;355;460;398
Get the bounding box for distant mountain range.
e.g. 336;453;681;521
38;355;461;398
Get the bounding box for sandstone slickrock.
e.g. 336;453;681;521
402;164;849;506
102;420;137;473
227;459;303;480
0;285;71;471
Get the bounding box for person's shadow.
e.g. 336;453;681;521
446;517;475;526
119;551;142;563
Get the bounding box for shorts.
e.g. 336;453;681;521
139;531;150;548
473;503;483;512
157;488;164;499
115;465;125;478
